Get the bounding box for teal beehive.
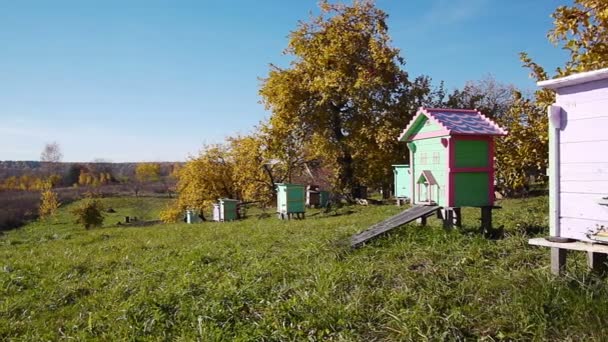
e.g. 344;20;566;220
393;164;411;201
319;190;330;208
276;183;306;219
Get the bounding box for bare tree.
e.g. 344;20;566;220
40;142;63;163
40;142;63;177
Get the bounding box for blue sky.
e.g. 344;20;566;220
0;0;569;162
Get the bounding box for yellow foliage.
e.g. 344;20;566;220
159;202;184;223
259;0;429;194
160;144;236;222
135;163;161;183
39;181;60;219
501;0;608;193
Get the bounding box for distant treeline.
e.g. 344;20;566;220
0;161;182;185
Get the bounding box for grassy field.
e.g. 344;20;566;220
2;196;608;340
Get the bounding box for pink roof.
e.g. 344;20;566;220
417;170;437;185
398;107;508;141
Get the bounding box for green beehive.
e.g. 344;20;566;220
319;191;330;208
276;183;306;219
393;164;411;199
213;199;239;222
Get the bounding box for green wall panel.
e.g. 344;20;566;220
454;173;489;207
454;140;489;168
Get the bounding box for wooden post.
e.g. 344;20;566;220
480;207;493;233
587;252;608;274
439;208;462;229
442;209;454;229
551;248;567;275
453;208;462;228
417;215;427;226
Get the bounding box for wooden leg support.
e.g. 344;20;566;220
417;215;427;226
442;209;453;229
453;208;462;228
551;247;567;275
480;207;493;234
440;208;462;230
587;252;608;274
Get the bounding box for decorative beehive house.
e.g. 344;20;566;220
276;183;306;219
212;199;239;222
350;108;507;247
393;164;411;205
398;108;507;208
528;68;608;275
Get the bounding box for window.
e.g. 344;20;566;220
433;152;440;164
420;153;427;164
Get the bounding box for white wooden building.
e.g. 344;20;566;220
529;67;608;274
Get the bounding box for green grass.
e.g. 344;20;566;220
2;196;608;340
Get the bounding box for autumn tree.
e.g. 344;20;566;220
39;181;60;219
135;163;161;183
260;0;431;196
228;130;310;206
228;135;274;205
133;163;161;196
547;0;608;76
160;144;236;222
493;0;608;193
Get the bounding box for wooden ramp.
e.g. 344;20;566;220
351;205;440;248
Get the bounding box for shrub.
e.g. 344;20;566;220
159;202;184;223
39;182;60;219
71;198;104;229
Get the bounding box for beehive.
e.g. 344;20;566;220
212;199;239;222
398;107;507;207
276;183;306;219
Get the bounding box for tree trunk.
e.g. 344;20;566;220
330;102;356;198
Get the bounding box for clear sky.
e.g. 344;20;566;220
0;0;569;162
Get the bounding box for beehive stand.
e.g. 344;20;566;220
529;238;608;275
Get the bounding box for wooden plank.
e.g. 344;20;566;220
560;116;608;143
561;181;608;194
529;237;608;253
351;205;440;247
558;217;608;241
560;163;608;181
560;140;608;163
559;193;608;222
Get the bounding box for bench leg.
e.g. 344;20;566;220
551;247;567;275
442;209;454;229
587;252;608;274
416;215;427;226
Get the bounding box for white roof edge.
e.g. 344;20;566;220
537;68;608;89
